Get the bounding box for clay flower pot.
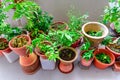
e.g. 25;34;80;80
80;51;94;67
50;21;68;31
71;37;84;48
58;47;78;73
106;45;120;58
94;49;115;69
82;22;109;47
19;53;40;74
113;61;120;72
9;35;31;56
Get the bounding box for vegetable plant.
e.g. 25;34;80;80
102;0;120;33
96;53;111;64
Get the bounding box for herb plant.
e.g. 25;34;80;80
0;41;8;50
96;53;111;64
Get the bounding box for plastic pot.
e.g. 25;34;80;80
94;49;115;69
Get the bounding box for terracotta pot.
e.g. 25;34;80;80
19;53;40;74
71;37;84;48
50;21;68;31
82;22;109;47
113;61;120;72
9;35;31;56
0;38;11;56
94;49;115;69
80;51;94;67
58;47;78;73
106;46;120;58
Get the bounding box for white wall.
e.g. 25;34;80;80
6;0;108;26
35;0;108;22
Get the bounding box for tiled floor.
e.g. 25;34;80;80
0;49;120;80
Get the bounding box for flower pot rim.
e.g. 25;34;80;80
58;47;78;63
82;21;109;39
50;21;69;30
106;46;120;55
9;34;31;50
94;48;115;65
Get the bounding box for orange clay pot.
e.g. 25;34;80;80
80;51;94;67
9;35;31;56
0;38;11;56
113;61;120;72
19;53;40;74
94;49;115;69
58;47;78;74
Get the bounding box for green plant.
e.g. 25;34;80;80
12;36;27;48
102;0;120;33
87;30;103;37
102;35;113;45
96;53;111;64
80;38;94;61
27;34;59;61
68;7;88;31
0;41;8;50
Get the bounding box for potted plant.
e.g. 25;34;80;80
67;9;88;48
94;49;115;69
9;34;31;56
79;38;94;67
82;22;109;47
102;36;120;58
102;0;120;37
29;34;59;70
58;47;78;73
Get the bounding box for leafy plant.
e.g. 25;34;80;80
27;34;59;61
68;7;88;31
82;50;94;61
12;36;27;48
102;0;120;33
80;38;94;61
87;30;103;37
96;53;111;64
102;35;113;45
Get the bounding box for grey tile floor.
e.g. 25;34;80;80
0;55;120;80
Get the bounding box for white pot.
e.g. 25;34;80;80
3;51;19;63
40;57;56;70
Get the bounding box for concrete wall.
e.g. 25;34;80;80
6;0;108;26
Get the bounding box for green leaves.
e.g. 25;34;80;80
96;53;111;64
102;36;113;45
82;50;94;61
87;30;103;37
80;40;90;51
4;4;15;12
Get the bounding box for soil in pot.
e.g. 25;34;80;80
59;48;75;61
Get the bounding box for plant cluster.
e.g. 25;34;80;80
87;30;103;37
0;41;8;50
